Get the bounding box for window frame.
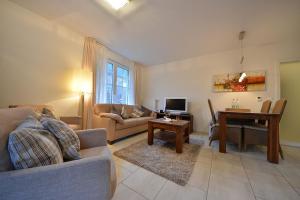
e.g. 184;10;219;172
106;59;130;104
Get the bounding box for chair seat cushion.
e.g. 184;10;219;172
41;117;81;160
116;117;153;130
8;128;63;170
243;125;268;131
211;123;243;128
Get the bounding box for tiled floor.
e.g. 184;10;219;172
109;132;300;200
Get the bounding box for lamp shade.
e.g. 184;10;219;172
72;69;93;94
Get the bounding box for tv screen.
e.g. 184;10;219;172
165;98;187;112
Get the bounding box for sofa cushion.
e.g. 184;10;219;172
0;107;36;171
41;117;80;160
8;128;63;170
116;117;153;130
141;106;152;117
100;113;124;124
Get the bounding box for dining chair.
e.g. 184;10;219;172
208;99;243;151
243;99;287;159
257;100;272;125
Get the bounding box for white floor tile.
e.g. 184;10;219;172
188;162;211;191
123;168;167;200
155;181;206;200
112;184;147;200
207;174;255;200
247;171;300;200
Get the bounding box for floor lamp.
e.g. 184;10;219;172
78;70;93;130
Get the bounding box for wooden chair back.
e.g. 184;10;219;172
272;99;287;121
208;99;217;124
260;100;272;113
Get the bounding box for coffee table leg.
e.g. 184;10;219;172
185;126;189;144
148;125;154;145
176;128;183;153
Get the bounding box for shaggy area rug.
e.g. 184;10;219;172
114;136;203;186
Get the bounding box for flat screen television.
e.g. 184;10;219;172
164;97;188;113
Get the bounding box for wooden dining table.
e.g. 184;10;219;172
218;111;281;164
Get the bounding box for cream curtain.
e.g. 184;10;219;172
128;63;140;105
95;44;109;104
81;37;97;129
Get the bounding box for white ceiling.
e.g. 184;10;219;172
9;0;300;66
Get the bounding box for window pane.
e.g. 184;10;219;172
106;63;114;103
114;66;129;104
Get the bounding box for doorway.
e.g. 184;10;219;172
279;61;300;144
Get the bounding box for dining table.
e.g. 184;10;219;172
218;110;281;164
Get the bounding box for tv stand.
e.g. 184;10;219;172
156;112;193;133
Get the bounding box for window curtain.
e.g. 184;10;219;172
128;63;138;105
81;37;97;129
95;44;109;104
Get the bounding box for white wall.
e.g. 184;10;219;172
141;41;300;133
0;0;84;116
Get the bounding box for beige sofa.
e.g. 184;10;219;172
93;104;156;144
0;107;116;200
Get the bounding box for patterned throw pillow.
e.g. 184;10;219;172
130;108;144;118
16;115;44;130
121;106;130;119
41;117;80;160
8;128;63;170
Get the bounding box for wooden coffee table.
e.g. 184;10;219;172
148;119;190;153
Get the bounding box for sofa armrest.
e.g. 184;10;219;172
150;111;157;118
76;128;107;149
0;156;113;200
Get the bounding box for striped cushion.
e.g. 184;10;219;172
41;117;80;160
15;115;44;130
8;128;63;170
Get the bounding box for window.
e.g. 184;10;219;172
105;61;129;104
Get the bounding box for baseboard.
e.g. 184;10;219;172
281;140;300;148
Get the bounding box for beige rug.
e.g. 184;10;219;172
114;136;203;186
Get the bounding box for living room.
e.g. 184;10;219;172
1;0;300;200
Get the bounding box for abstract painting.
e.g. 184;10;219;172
213;71;266;92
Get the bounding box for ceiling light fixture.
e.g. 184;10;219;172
105;0;129;10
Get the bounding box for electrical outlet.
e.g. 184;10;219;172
257;97;262;102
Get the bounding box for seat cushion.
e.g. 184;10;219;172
8;128;63;170
41;117;80;160
0;107;36;171
116;117;153;130
80;146;109;158
243;124;268;131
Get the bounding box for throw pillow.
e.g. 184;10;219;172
100;113;125;124
121;106;130;119
41;117;80;160
130;108;144;118
41;108;57;119
16;115;44;130
8;128;63;170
